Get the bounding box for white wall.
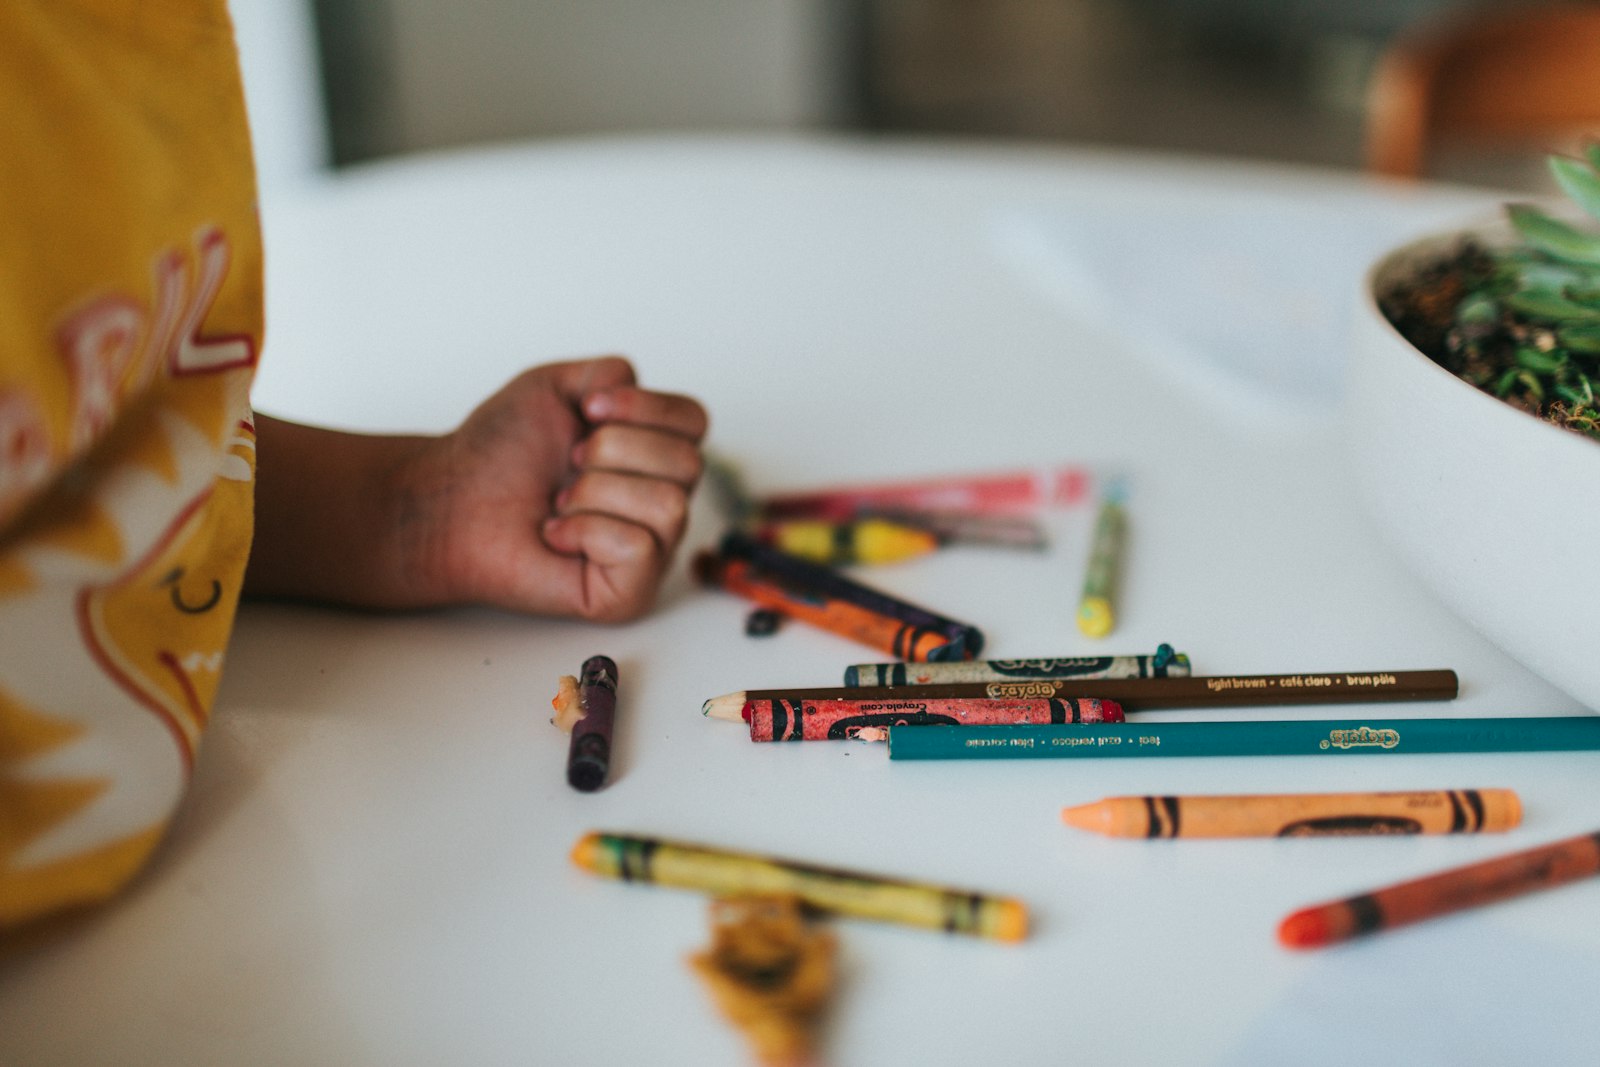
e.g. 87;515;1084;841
384;0;849;152
229;0;330;192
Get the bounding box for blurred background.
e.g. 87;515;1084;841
250;0;1595;190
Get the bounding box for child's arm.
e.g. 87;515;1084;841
245;356;707;621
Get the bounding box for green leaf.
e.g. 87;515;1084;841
1505;287;1600;322
1507;204;1600;265
1517;369;1547;401
1586;142;1600;176
1516;346;1567;373
1507;262;1600;292
1557;324;1600;353
1557;379;1595;407
1550;155;1600;223
1494;368;1521;397
1455;292;1499;323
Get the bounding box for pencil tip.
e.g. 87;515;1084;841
702;693;746;722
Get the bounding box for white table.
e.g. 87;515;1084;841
4;135;1596;1066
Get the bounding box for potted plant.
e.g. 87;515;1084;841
1347;151;1600;712
1377;149;1600;443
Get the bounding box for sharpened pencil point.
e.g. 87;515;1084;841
702;693;749;722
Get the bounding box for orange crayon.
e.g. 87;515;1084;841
1063;789;1522;839
694;552;958;661
1278;829;1600;950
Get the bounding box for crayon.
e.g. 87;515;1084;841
1077;493;1125;639
701;669;1458;721
695;552;963;662
718;533;983;656
566;655;618;792
1061;789;1522;839
757;517;941;566
704;453;758;527
884;716;1600;761
758;466;1091;521
745;696;1123;742
744;608;783;637
842;644;1190;687
1278;829;1600;949
570;831;1028;941
857;508;1050;550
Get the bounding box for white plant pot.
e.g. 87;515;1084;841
1349;224;1600;710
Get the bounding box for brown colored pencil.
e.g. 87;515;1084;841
701;670;1458;720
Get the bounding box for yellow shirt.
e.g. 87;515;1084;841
0;0;261;927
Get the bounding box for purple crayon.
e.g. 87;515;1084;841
567;656;618;791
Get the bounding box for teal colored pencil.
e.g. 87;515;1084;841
885;717;1600;760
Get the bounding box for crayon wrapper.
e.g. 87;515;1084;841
747;697;1123;742
583;834;1023;939
844;652;1192;687
1087;789;1522;838
1081;501;1124;602
761;467;1090;520
698;553;961;662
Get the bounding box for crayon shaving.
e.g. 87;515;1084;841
550;675;582;732
689;895;837;1067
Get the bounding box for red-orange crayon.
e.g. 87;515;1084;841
694;552;957;662
746;696;1123;742
1278;829;1600;950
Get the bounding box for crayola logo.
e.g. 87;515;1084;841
1320;726;1401;750
985;681;1061;699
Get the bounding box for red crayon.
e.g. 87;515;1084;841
760;467;1091;521
745;696;1123;742
1278;829;1600;950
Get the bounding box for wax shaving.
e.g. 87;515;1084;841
689;895;836;1067
550;675;582;732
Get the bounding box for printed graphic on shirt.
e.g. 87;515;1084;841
1;228;257;917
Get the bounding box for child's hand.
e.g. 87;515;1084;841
421;356;708;620
248;356;708;621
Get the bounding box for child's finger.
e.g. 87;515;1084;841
542;510;661;567
556;469;691;550
582;386;708;442
539;512;667;622
575;424;703;486
546;355;639;406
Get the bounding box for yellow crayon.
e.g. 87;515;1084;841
762;518;940;566
1062;789;1523;839
571;832;1027;941
1077;496;1124;638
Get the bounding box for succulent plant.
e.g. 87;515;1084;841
1437;147;1600;440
